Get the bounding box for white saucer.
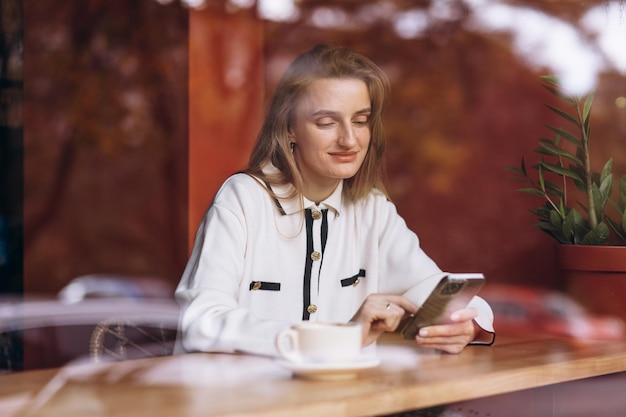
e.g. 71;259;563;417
276;356;381;380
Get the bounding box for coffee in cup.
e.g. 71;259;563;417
275;321;362;363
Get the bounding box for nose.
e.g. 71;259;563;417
337;122;357;147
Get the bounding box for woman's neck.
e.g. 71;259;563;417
302;180;340;205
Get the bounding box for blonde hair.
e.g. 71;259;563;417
245;42;390;201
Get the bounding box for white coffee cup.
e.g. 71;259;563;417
275;322;363;363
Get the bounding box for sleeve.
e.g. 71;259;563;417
374;197;495;343
174;178;290;357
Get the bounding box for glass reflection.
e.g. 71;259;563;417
1;0;624;374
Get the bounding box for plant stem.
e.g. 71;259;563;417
559;154;567;218
577;97;598;229
524;171;562;217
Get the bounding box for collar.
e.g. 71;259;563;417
302;181;343;215
261;164;343;216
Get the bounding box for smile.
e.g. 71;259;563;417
329;152;358;162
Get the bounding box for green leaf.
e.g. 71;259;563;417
591;183;606;222
535;221;557;232
600;159;613;184
539;74;560;86
606;216;626;244
507;175;532;184
582;90;595;123
521;157;528;177
517;188;546;197
505;166;525;175
545;104;580;127
544;135;561;146
599;171;613;201
539;161;583;182
581;222;610;245
562;208;585;243
569;164;587;191
576;201;590;219
545;125;581;146
541;84;576;106
534;141;583;165
532;203;555;219
549;209;562;227
544;181;564;198
534;221;569;243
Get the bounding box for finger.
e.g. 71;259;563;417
384;295;419;315
449;307;478;322
358;295;415;325
361;300;407;336
362;328;385;346
417;320;475;338
352;294;421;345
415;328;474;353
416;332;473;345
372;304;405;332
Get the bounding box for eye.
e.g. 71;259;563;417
353;116;369;126
315;117;335;128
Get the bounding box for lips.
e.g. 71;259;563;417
329;152;358;162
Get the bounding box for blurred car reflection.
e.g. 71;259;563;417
480;284;625;341
0;275;179;373
58;274;175;302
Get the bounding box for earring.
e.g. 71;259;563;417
289;141;295;154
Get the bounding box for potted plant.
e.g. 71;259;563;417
508;75;626;319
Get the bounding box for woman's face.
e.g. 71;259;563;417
289;78;371;201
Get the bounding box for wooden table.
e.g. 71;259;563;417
1;335;626;417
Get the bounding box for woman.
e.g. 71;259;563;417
176;43;494;357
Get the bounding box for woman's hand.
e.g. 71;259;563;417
413;307;478;354
350;294;418;346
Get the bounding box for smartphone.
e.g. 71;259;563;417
400;273;485;340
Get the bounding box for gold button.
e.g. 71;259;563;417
352;278;360;287
311;251;321;261
252;282;261;290
311;210;322;220
307;304;318;314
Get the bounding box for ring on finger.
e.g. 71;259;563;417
386;303;391;311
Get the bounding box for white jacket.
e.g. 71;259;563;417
176;171;494;357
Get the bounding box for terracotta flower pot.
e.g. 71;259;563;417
554;244;626;320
